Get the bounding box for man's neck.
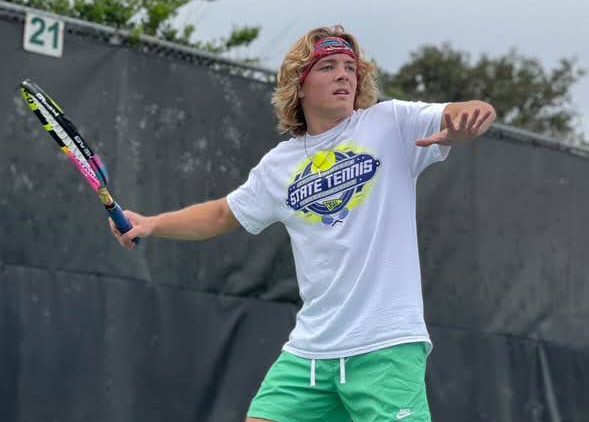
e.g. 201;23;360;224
305;111;352;135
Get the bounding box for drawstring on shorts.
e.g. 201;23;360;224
309;357;346;386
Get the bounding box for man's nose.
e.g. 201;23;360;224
335;64;349;81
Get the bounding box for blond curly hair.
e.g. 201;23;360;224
272;25;379;137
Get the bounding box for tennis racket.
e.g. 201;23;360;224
20;79;137;242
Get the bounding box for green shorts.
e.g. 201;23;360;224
247;342;431;422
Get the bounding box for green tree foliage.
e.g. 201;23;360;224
381;43;586;141
8;0;260;56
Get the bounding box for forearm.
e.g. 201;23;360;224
149;198;239;241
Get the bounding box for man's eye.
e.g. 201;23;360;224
320;65;333;71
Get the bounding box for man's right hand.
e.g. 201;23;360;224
109;210;154;250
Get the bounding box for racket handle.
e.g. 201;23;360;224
107;202;140;244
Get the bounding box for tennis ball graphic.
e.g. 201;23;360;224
311;150;336;173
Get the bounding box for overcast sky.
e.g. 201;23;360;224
174;0;589;138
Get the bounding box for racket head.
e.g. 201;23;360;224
20;79;105;192
21;80;110;182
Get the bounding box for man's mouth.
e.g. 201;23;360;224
333;89;350;95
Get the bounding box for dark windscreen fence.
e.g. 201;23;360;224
419;130;589;421
0;3;587;422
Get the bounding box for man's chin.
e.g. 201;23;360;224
328;98;354;110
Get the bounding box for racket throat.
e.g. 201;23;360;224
98;188;115;207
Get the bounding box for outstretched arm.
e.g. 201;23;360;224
109;197;241;249
416;100;496;147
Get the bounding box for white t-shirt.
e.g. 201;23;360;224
227;99;450;359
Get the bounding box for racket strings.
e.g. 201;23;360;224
34;98;102;191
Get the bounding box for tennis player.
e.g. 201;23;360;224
111;25;495;422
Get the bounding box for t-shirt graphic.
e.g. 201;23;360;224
286;144;381;227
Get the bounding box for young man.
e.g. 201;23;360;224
111;26;495;422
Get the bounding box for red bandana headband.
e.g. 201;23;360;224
299;37;357;86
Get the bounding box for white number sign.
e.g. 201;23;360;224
23;12;64;58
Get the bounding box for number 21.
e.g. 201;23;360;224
30;17;60;49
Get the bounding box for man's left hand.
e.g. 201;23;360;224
415;108;494;147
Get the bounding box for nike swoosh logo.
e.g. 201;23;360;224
396;411;413;420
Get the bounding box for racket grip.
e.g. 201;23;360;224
107;203;139;244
